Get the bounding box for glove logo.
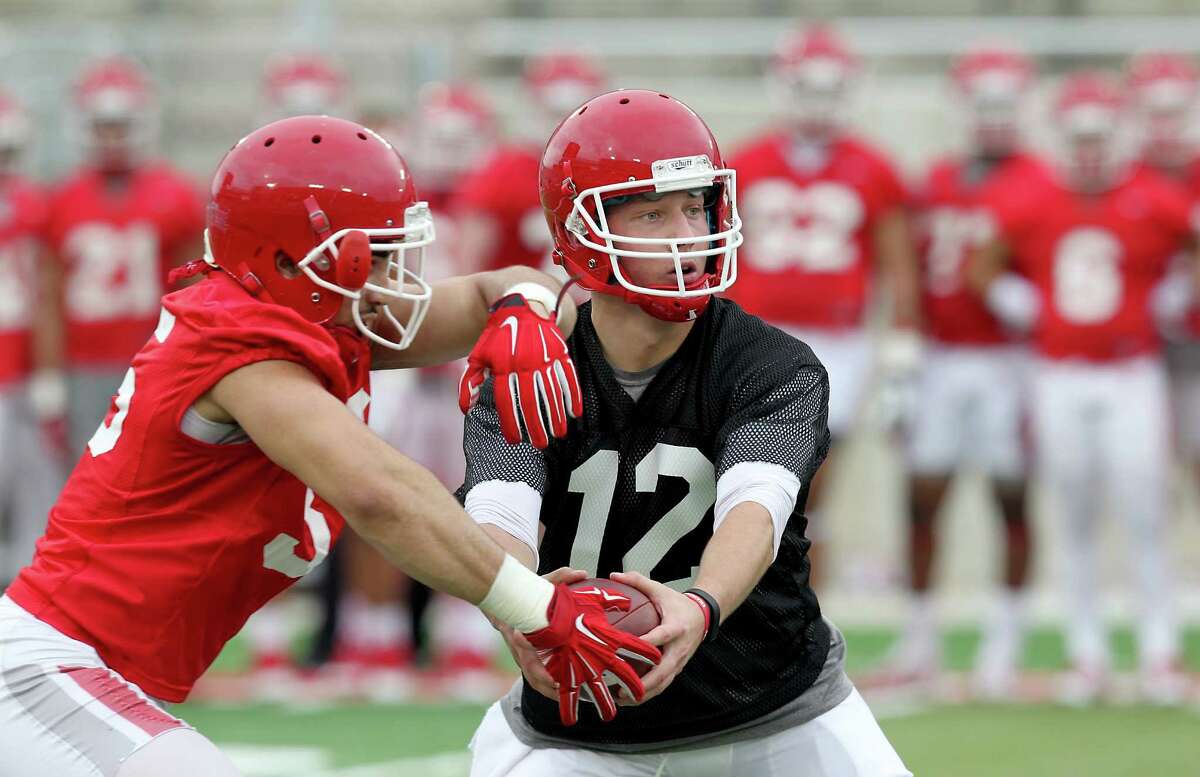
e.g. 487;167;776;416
502;316;519;354
574;614;608;646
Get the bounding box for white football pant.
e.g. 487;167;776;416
1030;356;1177;669
469;687;911;777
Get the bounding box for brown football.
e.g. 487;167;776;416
568;578;661;677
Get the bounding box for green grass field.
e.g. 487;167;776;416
177;626;1200;776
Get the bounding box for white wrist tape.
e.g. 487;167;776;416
985;273;1041;332
1151;270;1194;338
478;554;554;633
504;282;559;319
28;369;67;419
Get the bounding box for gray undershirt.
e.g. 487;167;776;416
501;619;854;754
609;361;664;402
180;406;250;445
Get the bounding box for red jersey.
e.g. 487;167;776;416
992;166;1193;362
916;152;1051;346
727;133;907;329
45;164;204;369
6;273;372;701
0;177;49;386
453;144;551;272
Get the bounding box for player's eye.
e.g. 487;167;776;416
639;210;661;222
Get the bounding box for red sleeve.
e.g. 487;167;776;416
858;144;908;222
165;279;353;413
1154;177;1196;242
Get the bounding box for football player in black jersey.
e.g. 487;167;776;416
459;90;910;777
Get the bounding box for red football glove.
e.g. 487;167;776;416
523;583;662;726
459;293;583;449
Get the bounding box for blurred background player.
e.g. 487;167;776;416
728;24;922;581
0;93;60;582
260;52;349;121
343;83;505;696
886;45;1045;697
43;56;204;456
455;52;606;277
1125;53;1200;486
968;71;1195;704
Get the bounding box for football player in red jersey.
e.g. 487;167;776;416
455;52;606;276
0;93;63;582
463;89;910;777
1125;53;1200;483
888;45;1046;697
43;57;205;456
968;73;1195;704
727;24;921;580
0;115;660;776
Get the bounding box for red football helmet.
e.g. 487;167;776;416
71;56;157;170
0;92;30;177
952;44;1035;156
263;54;347;118
406;82;497;193
1053;72;1127;191
769;25;859;137
524;52;607;117
540;90;741;322
205;115;436;349
1126;52;1198;168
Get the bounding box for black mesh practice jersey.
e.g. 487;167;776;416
459;297;832;746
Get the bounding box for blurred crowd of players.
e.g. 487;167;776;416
1;23;1198;706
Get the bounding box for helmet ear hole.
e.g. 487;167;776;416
336;230;371;290
275;250;300;279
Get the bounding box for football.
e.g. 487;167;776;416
569;577;661;677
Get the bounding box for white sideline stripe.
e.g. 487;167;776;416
222;744;330;775
322;752;472;777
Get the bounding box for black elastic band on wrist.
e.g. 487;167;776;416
684;587;721;643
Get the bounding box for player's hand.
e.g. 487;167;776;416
498;567;589;701
458;293;582;449
608;571;706;706
28;370;71;465
871;329;923;435
522;580;662;726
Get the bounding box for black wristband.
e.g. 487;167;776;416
684;587;721;643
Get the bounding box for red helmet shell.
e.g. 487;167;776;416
1056;71;1124;129
540;90;737;322
952;45;1035;96
771;25;859;81
74;56;153;118
206;115;420;324
263;54;346;116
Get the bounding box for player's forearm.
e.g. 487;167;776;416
481;523;537;570
874;210;922;330
691;501;775;619
31;252;65;373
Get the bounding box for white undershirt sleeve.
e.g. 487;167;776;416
464;480;543;567
714;461;802;561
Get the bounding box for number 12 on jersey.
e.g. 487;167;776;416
567;443;715;591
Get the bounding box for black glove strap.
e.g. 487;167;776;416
684;587;721;643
